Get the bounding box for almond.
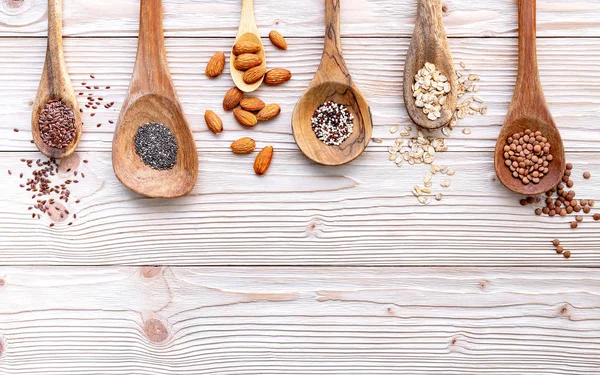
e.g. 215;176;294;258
240;97;266;112
243;65;266;84
205;52;225;78
233;108;258;127
269;30;287;50
256;103;281;121
254;146;273;175
232;41;261;55
223;87;244;111
230;137;256;154
204;110;223;134
264;68;292;86
233;54;262;71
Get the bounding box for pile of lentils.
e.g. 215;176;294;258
38;99;76;149
311;101;354;146
134;121;178;170
503;129;552;185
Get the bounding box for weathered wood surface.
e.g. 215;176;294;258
1;0;600;37
2;37;600;153
0;267;599;374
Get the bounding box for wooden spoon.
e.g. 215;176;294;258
291;0;372;166
403;0;458;130
31;0;82;159
494;0;565;196
112;0;198;198
230;0;266;92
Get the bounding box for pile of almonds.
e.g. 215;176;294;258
204;30;292;175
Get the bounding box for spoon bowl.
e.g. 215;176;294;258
293;82;371;166
230;0;266;92
292;0;372;166
494;0;565;196
112;0;198;198
403;0;458;130
32;0;82;159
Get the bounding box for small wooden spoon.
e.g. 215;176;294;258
112;0;198;198
292;0;372;166
403;0;458;130
494;0;565;196
230;0;266;92
31;0;82;159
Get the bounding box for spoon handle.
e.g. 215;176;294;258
515;0;541;95
318;0;348;80
239;0;257;34
137;0;169;85
416;0;444;48
46;0;66;96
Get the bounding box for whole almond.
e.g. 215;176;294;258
232;41;261;55
204;110;223;134
230;137;256;154
240;97;266;112
269;30;287;50
234;54;262;71
205;52;225;78
243;65;266;84
256;103;281;121
223;87;244;111
233;108;258;127
254;146;273;175
264;68;292;86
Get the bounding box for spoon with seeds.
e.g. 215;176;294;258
494;0;565;195
292;0;372;166
230;0;266;92
32;0;82;159
403;0;458;129
112;0;198;198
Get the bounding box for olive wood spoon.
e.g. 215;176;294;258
403;0;458;129
32;0;82;159
230;0;266;92
292;0;372;166
494;0;565;196
112;0;198;198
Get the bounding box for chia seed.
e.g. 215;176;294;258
38;99;76;149
134;121;178;170
311;101;354;146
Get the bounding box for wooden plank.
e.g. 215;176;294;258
0;266;599;374
2;150;599;265
3;37;600;153
1;0;600;37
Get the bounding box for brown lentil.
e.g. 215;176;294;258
555;245;564;254
552;239;560;246
563;250;571;259
583;171;591;179
594;213;600;221
570;222;578;229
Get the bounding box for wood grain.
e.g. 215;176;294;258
0;266;599;374
1;0;600;37
3;37;600;153
1;150;600;265
292;0;372;166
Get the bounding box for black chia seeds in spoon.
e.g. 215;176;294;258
38;99;76;149
134;121;178;170
311;101;354;146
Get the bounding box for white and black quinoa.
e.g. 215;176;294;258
311;101;354;146
134;121;178;170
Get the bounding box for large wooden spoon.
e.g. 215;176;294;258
230;0;266;92
291;0;372;166
403;0;458;130
112;0;198;198
494;0;565;196
31;0;82;159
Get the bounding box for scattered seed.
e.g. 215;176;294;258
563;250;571;259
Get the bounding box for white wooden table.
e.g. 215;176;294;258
1;0;600;373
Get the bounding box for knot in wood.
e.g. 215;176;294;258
0;279;4;287
144;318;169;343
140;266;163;278
1;0;28;15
